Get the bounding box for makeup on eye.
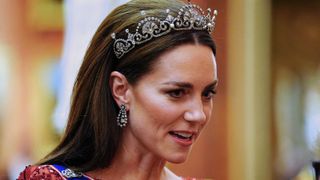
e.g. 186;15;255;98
202;89;217;100
161;84;217;100
160;82;191;99
165;88;188;98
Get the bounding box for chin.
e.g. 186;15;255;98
166;153;189;164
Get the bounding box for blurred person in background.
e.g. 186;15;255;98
17;0;219;179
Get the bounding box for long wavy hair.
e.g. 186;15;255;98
39;0;216;172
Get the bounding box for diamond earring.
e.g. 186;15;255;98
117;104;128;127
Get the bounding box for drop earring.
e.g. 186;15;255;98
117;104;128;127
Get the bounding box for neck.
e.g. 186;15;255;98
115;149;167;179
86;131;170;180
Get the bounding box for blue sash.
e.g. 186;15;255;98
52;164;90;180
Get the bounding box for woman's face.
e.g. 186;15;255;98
124;44;218;163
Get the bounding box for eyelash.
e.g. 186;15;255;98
203;90;216;100
167;89;186;98
166;89;216;100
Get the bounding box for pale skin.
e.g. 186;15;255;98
87;44;218;180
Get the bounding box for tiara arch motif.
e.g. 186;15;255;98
111;1;218;59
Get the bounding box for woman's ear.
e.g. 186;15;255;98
109;71;131;106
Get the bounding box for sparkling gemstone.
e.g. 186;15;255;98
166;15;174;22
142;22;158;34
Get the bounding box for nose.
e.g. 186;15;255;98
183;98;207;123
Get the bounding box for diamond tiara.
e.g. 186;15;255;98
111;1;218;59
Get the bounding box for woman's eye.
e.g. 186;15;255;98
167;89;185;98
203;90;216;100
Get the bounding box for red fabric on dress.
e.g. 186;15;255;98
17;165;203;180
17;165;65;180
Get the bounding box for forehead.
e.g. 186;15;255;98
138;44;217;86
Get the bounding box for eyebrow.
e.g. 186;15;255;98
161;80;218;89
206;80;219;89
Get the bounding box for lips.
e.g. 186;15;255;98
169;130;197;146
169;131;193;140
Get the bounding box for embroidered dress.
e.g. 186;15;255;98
17;165;93;180
17;164;203;180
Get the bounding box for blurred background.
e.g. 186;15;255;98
0;0;319;179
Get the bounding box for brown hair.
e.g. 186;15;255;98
39;0;216;172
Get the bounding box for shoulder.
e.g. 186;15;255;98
17;165;65;180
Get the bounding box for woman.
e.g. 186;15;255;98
18;0;218;179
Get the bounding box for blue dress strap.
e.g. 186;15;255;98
52;164;90;180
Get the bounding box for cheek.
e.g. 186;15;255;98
130;88;181;127
204;102;213;122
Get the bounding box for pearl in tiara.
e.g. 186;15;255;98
111;1;218;59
